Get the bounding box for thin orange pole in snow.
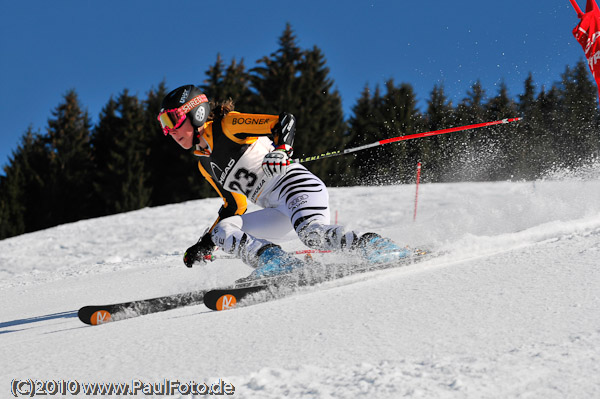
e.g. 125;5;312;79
413;162;422;222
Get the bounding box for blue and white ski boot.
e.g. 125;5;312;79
248;245;305;279
358;233;412;263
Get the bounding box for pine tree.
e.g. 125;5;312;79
422;84;455;181
46;90;95;223
249;23;303;113
455;80;487;124
92;90;152;215
0;90;95;238
483;82;518;180
201;54;255;111
449;81;490;181
344;85;381;184
0;172;19;238
346;81;420;184
0;128;52;237
536;85;564;172
293;45;347;183
515;73;544;179
426;84;454;130
377;80;421;182
249;24;346;184
202;53;227;101
558;60;600;166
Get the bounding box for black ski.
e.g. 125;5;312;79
79;249;435;322
204;249;433;311
78;290;207;325
203;285;270;311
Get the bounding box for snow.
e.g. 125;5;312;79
1;178;599;398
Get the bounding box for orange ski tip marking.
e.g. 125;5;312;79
216;294;237;311
91;310;112;325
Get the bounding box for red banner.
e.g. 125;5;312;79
572;0;600;103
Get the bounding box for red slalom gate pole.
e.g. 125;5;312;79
569;0;584;18
413;162;422;222
293;117;523;164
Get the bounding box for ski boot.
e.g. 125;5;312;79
247;245;305;279
357;233;412;264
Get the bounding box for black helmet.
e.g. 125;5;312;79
157;85;210;135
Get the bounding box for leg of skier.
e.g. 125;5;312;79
219;165;410;266
271;165;412;264
211;209;305;278
211;164;411;278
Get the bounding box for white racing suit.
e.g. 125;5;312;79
196;111;362;267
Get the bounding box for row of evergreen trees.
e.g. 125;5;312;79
1;25;599;239
346;62;599;184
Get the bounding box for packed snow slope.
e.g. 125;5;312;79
1;178;600;398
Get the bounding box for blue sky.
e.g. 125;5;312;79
0;0;588;174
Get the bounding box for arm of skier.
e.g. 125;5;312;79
221;111;296;177
183;163;247;268
262;112;296;177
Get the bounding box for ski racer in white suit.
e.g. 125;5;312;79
157;85;408;277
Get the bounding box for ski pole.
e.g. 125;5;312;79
292;117;523;164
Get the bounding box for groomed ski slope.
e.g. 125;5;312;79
1;177;599;398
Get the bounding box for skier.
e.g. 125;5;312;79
157;85;410;279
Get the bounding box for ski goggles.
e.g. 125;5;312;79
157;94;208;135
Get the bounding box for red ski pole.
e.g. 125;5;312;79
292;117;523;164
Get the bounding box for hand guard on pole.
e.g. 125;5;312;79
272;112;296;146
183;232;215;267
262;144;293;178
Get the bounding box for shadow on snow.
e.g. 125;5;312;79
0;311;78;334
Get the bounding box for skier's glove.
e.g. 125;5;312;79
183;233;215;267
262;144;293;178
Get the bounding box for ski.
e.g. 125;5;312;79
204;249;433;311
78;250;324;325
78;289;207;325
78;249;436;323
203;285;270;311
